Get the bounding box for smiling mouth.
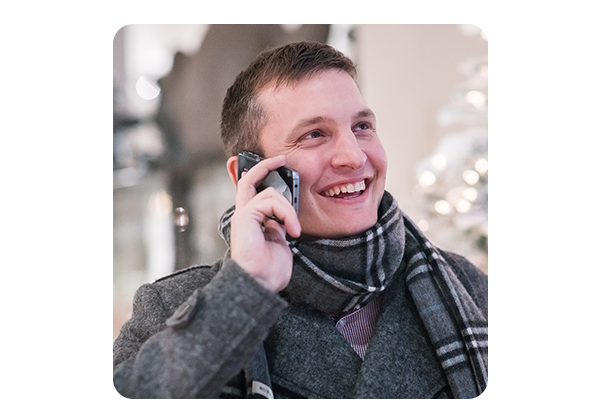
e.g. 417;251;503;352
320;179;367;198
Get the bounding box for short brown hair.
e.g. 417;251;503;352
220;41;357;157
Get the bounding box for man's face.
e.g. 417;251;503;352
256;69;388;239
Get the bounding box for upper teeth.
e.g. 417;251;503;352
326;180;366;197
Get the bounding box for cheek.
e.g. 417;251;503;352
370;141;388;173
297;173;321;212
287;155;321;191
289;163;320;212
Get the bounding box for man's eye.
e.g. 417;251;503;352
305;131;322;139
355;123;369;131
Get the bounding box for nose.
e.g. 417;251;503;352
330;130;367;170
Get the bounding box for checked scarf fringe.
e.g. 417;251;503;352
218;191;487;397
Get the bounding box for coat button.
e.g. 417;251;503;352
174;303;190;320
166;289;201;329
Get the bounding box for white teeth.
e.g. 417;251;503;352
326;180;366;197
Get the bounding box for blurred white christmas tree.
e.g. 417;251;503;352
413;26;488;272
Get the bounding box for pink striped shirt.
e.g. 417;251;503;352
330;295;383;360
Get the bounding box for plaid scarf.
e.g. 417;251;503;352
218;191;487;397
283;192;404;314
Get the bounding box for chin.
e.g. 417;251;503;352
338;221;377;238
299;191;383;239
301;217;378;240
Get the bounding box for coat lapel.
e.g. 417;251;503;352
355;274;448;398
264;303;362;398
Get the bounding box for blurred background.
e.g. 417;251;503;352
113;24;488;341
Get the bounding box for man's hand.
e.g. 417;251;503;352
230;155;301;293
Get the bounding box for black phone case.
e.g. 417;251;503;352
237;152;299;214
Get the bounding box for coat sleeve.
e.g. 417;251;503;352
113;259;288;398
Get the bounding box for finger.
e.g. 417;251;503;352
253;188;301;237
244;188;301;238
236;155;287;207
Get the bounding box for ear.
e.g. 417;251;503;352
226;156;239;187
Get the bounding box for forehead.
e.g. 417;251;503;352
257;69;368;120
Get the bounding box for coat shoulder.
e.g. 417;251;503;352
438;249;488;317
150;259;224;311
113;260;225;368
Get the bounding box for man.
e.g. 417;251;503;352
113;41;488;399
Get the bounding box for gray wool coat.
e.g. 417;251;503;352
113;251;487;399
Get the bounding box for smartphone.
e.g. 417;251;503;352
237;151;299;214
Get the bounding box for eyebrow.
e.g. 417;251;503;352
294;108;376;129
356;108;376;120
296;116;326;128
